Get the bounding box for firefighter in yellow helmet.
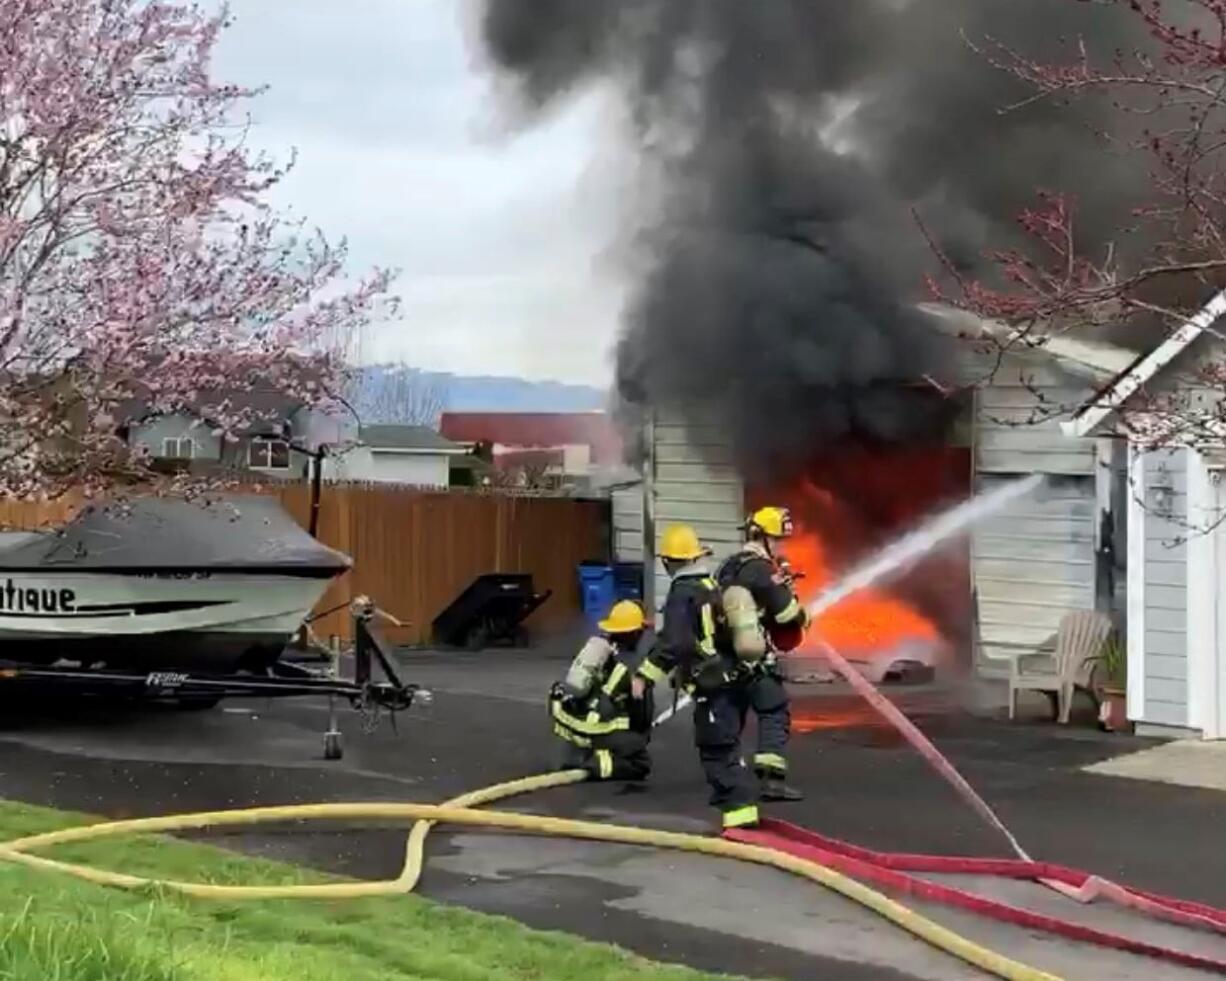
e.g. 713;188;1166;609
715;505;808;801
633;524;761;830
549;599;653;781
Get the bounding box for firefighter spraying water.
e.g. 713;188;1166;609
713;506;809;802
654;474;1046;727
630;513;810;829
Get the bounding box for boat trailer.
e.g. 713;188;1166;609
0;596;426;761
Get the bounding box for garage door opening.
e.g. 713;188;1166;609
746;439;973;681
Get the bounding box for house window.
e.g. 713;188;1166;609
161;437;195;460
248;437;290;470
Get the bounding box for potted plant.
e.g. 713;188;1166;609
1092;634;1129;733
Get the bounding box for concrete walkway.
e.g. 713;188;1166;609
1083;739;1226;791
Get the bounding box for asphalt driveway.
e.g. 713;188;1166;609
0;648;1222;980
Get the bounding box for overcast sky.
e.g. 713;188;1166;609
213;0;625;386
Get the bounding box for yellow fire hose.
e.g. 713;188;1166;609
0;770;1061;981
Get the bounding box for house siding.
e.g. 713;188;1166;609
1141;447;1190;727
967;351;1101;673
649;411;743;618
972;474;1097;672
611;482;644;562
322;448;450;487
1142;335;1226;433
971;356;1097;477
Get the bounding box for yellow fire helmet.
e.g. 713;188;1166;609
598;600;646;635
748;506;794;539
659;523;710;562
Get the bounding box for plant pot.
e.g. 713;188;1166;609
1097;687;1131;733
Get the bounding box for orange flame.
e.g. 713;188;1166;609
748;447;971;734
784;523;940;655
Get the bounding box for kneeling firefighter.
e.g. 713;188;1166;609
549;600;653;781
716;506;808;802
633;524;762;830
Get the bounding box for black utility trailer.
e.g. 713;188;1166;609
431;573;551;650
0;598;424;760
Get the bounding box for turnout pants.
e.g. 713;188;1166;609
559;729;651;782
693;669;792;828
746;668;791;779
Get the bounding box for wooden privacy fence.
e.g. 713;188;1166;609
0;493;85;531
0;485;611;646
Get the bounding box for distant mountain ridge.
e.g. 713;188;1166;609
439;372;608;412
350;365;608;424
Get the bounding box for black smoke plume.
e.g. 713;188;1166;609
477;0;1151;476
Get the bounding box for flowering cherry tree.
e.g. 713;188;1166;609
0;0;394;496
930;0;1226;447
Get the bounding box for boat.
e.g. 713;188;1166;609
0;494;351;672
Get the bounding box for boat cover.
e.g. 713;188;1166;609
0;495;351;573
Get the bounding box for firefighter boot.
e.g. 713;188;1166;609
759;775;805;801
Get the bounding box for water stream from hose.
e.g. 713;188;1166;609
804;472;1044;620
654;473;1045;725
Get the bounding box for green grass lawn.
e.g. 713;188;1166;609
0;801;735;981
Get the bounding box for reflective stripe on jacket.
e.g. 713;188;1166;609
638;571;736;690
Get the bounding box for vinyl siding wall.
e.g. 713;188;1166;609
648;412;742;620
321;448;451;487
611;482;644;562
969;352;1100;673
1140;447;1190;727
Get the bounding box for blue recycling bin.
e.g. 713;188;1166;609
577;562;615;627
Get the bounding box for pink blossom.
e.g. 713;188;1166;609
0;0;396;497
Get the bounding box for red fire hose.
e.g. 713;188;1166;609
727;820;1226;974
724;641;1226;974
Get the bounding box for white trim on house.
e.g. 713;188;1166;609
161;436;195;460
248;436;291;471
1126;443;1147;723
1186;450;1219;737
1062;289;1226;439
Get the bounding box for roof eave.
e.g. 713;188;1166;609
366;445;467;456
1059;288;1226;440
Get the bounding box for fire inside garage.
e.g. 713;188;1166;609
746;438;973;680
615;307;1136;693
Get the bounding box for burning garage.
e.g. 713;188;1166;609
621;305;1140;686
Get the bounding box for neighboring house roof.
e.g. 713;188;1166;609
1060;289;1226;439
117;389;307;436
112;351;334;437
439;411;622;465
358;424;465;455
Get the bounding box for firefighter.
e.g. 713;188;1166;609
716;505;808;802
549;600;653;781
632;524;761;830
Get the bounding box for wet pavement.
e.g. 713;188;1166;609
0;647;1222;980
